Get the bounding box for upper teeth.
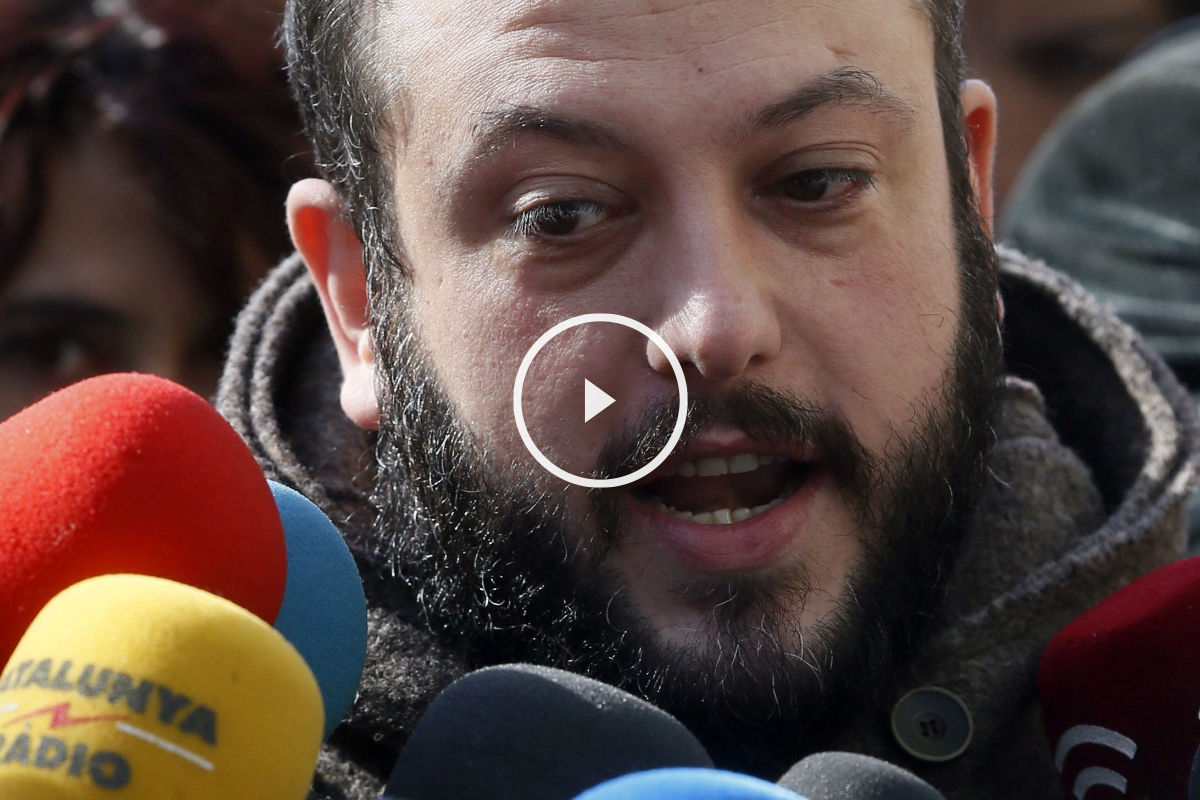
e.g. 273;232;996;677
673;454;776;477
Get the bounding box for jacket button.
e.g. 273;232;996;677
890;687;973;762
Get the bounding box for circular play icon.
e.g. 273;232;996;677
512;313;688;489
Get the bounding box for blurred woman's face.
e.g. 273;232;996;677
963;0;1172;204
0;135;225;420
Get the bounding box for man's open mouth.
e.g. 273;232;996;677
631;452;816;525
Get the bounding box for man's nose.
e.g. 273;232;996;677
646;199;782;384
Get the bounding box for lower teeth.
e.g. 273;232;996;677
653;494;786;525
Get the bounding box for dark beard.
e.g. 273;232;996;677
364;218;1001;777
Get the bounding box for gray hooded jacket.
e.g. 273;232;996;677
216;246;1199;799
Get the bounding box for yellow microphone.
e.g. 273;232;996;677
0;574;323;799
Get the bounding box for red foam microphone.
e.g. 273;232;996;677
1038;555;1200;800
0;373;287;663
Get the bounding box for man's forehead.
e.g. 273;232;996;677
421;0;800;55
383;0;936;83
371;0;939;162
389;0;932;30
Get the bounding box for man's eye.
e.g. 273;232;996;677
512;200;608;239
777;169;875;205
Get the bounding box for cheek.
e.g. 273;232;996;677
406;260;627;474
408;277;539;457
830;161;965;450
786;230;961;453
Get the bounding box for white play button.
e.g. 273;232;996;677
583;379;615;423
513;313;687;489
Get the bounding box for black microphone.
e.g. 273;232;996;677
381;663;713;800
778;751;946;799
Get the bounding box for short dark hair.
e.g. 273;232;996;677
282;0;973;283
283;0;403;280
0;0;312;313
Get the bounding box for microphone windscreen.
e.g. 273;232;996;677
269;481;366;739
383;663;713;800
1038;555;1200;799
777;752;946;799
0;373;287;663
0;574;322;799
571;768;807;799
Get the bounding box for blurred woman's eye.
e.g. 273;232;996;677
0;299;134;409
1;330;118;381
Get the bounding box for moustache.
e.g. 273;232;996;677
592;380;876;496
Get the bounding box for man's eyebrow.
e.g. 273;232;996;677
447;66;914;194
748;66;917;133
469;106;633;161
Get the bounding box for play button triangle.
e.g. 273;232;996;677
584;379;615;423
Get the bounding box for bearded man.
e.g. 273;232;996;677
217;0;1200;797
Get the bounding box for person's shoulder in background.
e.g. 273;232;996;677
1000;18;1200;547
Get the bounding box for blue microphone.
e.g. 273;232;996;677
269;481;367;739
571;768;807;800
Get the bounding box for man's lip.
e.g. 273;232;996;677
625;468;827;573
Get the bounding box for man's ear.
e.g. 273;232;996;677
959;79;998;236
287;178;380;430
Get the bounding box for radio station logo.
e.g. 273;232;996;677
0;657;219;791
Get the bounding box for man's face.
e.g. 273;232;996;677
301;0;1000;769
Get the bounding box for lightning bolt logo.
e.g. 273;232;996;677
2;702;128;729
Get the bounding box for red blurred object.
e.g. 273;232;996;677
0;373;286;663
1039;555;1200;800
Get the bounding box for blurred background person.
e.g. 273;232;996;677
963;0;1199;205
0;0;310;419
1001;20;1200;546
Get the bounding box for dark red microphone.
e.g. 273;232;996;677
1038;555;1200;799
0;373;287;663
